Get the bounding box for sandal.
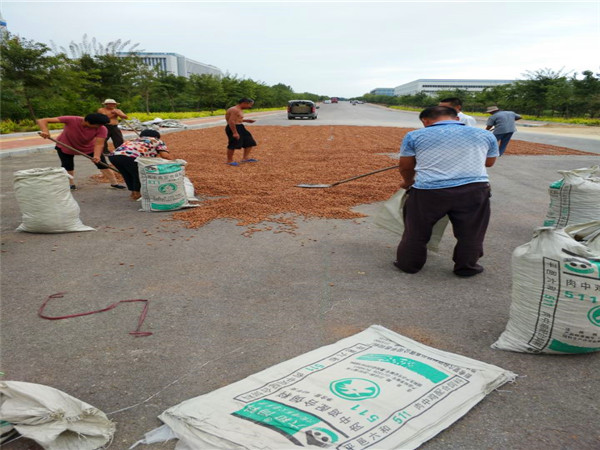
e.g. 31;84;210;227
241;158;258;163
227;162;239;166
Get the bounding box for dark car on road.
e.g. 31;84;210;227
288;100;318;120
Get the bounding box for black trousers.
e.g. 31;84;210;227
55;146;108;171
104;124;124;152
108;155;140;192
396;183;491;275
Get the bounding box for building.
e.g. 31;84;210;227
369;88;395;96
394;79;514;96
0;12;8;40
118;52;223;78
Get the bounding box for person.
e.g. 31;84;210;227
394;106;499;277
438;97;477;126
485;106;521;156
37;113;125;190
225;98;257;166
108;129;173;200
98;99;128;155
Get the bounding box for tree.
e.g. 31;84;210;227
189;74;225;112
155;74;188;112
50;34;141;58
0;34;60;119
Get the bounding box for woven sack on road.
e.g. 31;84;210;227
184;176;200;202
0;381;115;450
565;221;600;253
543;166;600;228
493;227;600;354
137;157;191;212
374;189;450;252
135;325;516;450
13;167;95;233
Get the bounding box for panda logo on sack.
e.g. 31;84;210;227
305;428;339;447
564;257;600;278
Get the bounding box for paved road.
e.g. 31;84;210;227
1;106;599;449
254;102;600;154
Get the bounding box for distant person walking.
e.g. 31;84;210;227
394;106;498;277
438;97;477;126
37;114;126;190
98;99;128;155
225;98;257;166
485;106;521;156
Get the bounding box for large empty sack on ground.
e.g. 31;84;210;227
137;157;191;212
13;167;95;233
493;227;600;354
543;166;600;228
374;189;449;251
0;380;115;450
134;325;516;450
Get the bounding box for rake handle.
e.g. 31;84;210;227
39;133;120;173
330;164;398;186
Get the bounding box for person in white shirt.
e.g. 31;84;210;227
439;97;477;127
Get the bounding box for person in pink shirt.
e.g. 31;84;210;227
37;113;125;190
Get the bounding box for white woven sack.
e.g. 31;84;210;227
184;176;199;202
374;189;450;252
135;325;516;450
137;157;190;212
565;221;600;254
543;166;600;228
0;381;115;450
493;227;600;354
13;167;95;233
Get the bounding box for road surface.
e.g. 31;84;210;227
1;104;599;450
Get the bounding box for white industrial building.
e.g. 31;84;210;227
394;79;514;96
118;52;223;78
369;88;396;96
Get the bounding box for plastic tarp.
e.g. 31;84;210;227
0;381;115;450
134;325;516;449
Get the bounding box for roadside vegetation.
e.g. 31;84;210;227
364;69;600;126
0;33;323;133
2;32;599;133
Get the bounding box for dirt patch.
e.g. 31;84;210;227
97;126;593;233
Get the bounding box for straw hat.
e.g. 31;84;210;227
486;106;500;113
103;99;119;105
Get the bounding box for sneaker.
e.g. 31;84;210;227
70;185;77;190
111;184;126;189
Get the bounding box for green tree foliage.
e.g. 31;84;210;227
3;33;599;124
0;34;61;119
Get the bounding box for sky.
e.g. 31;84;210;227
2;1;599;97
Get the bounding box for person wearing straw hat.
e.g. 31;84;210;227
485;106;521;156
98;99;129;155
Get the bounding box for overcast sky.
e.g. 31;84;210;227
2;1;599;97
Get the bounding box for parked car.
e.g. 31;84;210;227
323;100;332;104
288;100;318;120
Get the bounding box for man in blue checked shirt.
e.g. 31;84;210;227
394;106;499;277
